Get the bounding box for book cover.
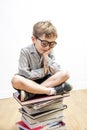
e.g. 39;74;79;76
22;99;63;115
19;109;63;124
16;120;66;130
13;92;70;106
44;121;66;130
20;104;67;119
21;114;64;129
22;114;64;128
16;120;44;130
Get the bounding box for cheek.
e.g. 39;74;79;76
37;46;45;54
35;44;42;51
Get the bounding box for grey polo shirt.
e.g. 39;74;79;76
18;43;61;80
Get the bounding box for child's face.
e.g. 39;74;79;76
32;34;57;54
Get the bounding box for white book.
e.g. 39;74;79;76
44;121;66;130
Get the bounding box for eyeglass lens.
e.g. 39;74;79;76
35;35;57;47
41;41;56;47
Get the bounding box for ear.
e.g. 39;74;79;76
31;36;36;43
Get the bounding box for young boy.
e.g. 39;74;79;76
11;21;72;101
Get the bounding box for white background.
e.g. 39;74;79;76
0;0;87;98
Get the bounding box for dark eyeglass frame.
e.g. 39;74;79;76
34;35;57;47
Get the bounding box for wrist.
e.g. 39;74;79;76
43;54;48;60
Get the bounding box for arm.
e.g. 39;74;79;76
18;48;45;80
43;55;49;75
43;48;61;75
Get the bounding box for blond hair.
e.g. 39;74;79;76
33;21;58;38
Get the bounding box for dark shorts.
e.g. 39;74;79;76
34;74;51;84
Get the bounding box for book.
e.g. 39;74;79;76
16;120;44;130
21;114;64;129
26;98;63;110
19;109;63;124
19;104;67;119
44;121;66;130
22;99;63;115
17;120;66;130
13;92;70;106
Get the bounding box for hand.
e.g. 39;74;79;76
43;48;53;75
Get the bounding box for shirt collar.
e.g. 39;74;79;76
30;43;37;54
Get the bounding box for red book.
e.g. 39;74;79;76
16;121;44;130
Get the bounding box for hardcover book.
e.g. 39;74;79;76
44;121;66;130
21;114;64;129
13;92;69;106
19;104;67;119
16;120;44;130
16;120;66;130
19;109;64;124
22;99;63;115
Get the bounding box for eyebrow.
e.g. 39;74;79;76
35;35;56;43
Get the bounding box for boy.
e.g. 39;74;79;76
11;21;72;101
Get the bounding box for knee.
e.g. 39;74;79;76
62;70;70;80
56;70;70;80
11;75;22;89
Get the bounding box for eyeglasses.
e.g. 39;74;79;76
35;35;57;48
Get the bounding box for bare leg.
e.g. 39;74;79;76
11;75;51;95
11;70;70;95
41;70;70;88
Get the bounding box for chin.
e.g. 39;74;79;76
39;50;45;54
38;48;47;54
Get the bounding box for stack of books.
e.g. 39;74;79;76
13;92;70;130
